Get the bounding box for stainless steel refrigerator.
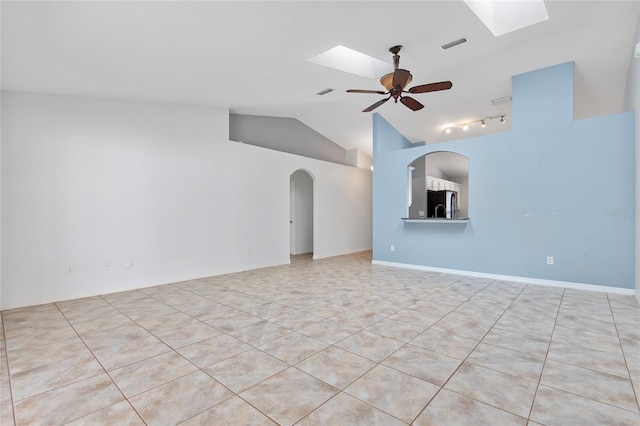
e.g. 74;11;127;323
427;190;457;218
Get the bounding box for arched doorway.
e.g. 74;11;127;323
289;170;314;256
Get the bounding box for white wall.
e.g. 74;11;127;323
230;114;347;165
625;22;639;302
458;176;469;218
290;170;313;255
347;149;373;170
1;91;372;309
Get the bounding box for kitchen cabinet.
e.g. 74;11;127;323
426;176;460;193
426;176;436;191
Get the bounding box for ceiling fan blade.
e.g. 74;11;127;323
346;89;388;95
392;69;412;89
408;81;453;94
400;96;424;111
363;97;390;112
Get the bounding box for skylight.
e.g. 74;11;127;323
307;45;393;80
464;0;549;37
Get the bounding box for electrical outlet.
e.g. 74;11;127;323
65;265;74;275
104;262;110;271
390;245;395;252
547;256;554;265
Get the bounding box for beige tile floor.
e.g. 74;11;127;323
1;251;639;425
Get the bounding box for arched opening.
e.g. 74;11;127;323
289;169;314;257
408;152;469;218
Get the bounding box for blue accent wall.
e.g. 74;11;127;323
372;62;636;289
373;113;415;153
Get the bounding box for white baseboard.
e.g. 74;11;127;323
372;260;636;296
0;259;291;311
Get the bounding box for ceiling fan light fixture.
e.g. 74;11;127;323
380;73;394;91
380;72;412;91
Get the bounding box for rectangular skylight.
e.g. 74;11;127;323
464;0;549;37
307;45;393;80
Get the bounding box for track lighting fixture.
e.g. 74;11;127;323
444;114;508;133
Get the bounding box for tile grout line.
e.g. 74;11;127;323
407;279;532;424
236;278;438;425
529;293;640;415
95;291;247;426
0;312;17;426
4;301;146;424
606;293;640;413
53;301;148;425
525;287;565;422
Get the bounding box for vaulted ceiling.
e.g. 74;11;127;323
2;1;638;155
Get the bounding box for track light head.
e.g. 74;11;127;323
445;114;507;133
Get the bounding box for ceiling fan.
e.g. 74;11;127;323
346;45;452;112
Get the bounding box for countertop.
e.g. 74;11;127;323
401;217;470;223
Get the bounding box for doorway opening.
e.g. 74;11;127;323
290;169;314;257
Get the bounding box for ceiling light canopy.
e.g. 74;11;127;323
464;0;549;37
307;45;393;80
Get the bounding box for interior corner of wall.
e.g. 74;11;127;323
372;113;414;155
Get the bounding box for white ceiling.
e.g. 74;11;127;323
2;1;638;155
